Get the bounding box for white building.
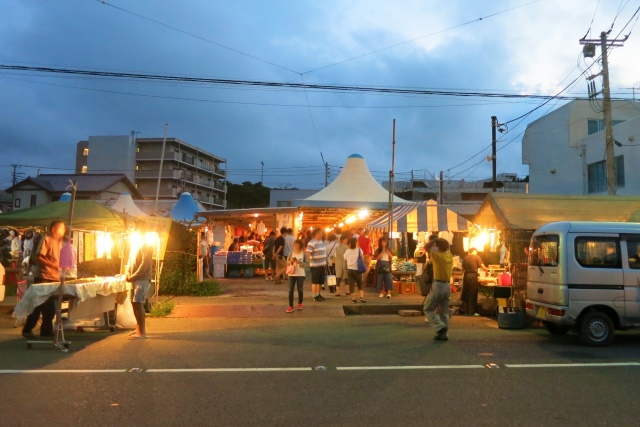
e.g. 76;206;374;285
522;100;640;194
269;189;319;207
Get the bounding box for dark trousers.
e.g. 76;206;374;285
463;273;480;315
288;276;304;307
23;278;56;335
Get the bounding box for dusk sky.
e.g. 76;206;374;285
1;0;639;189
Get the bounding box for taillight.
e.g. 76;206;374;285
547;308;565;317
526;302;533;310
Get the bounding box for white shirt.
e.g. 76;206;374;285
344;248;362;270
288;250;307;276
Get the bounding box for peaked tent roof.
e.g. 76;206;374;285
110;193;148;217
474;193;640;230
0;200;127;232
368;200;474;232
171;192;202;222
295;154;406;209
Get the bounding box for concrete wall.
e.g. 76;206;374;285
11;187;52;210
86;135;137;182
523;100;640;194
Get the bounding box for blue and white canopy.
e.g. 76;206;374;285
368;200;474;232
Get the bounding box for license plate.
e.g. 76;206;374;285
537;306;546;320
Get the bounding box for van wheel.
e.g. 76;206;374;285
543;321;570;335
579;311;614;346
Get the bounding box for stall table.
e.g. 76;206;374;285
13;276;128;331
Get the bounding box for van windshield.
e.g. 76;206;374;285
529;235;559;267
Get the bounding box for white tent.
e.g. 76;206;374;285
111;192;148;217
295;154;406;209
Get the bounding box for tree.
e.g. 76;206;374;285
225;181;270;209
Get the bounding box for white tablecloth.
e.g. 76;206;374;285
12;276;129;320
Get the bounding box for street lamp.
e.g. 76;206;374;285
614;139;640;147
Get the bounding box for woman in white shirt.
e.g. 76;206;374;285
286;240;309;313
344;237;366;304
374;237;394;299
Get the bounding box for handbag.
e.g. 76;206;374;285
286;263;296;276
378;263;391;274
357;249;367;273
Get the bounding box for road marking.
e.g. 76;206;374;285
505;362;640;368
146;368;313;373
336;365;485;371
0;369;126;374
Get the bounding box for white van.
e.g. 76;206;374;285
526;221;640;346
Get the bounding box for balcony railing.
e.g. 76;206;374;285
135;169;182;179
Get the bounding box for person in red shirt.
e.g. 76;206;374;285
357;229;373;280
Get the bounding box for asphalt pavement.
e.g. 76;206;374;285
2;279;640;426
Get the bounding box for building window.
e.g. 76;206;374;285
277;201;293;207
588;155;624;193
136;164;139;171
81;165;88;174
587;119;625;135
14;198;21;208
136;146;140;153
83;148;89;156
30;194;37;207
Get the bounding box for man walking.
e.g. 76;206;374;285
423;238;453;341
461;248;487;316
306;228;326;301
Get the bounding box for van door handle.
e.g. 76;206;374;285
538;288;543;294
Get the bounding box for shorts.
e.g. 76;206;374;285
310;266;326;285
131;280;151;303
264;257;276;270
335;263;348;279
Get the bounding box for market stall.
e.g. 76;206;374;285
1;198;171;342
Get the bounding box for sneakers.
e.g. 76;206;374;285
297;303;303;311
359;298;367;303
385;294;391;299
286;306;295;313
22;331;35;338
317;294;326;301
351;299;357;304
434;326;448;341
312;295;324;302
378;293;384;298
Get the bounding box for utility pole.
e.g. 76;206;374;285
153;123;168;213
580;31;627;195
439;170;444;204
260;161;264;184
324;162;329;187
491;116;498;192
11;164;18;186
387;119;396;242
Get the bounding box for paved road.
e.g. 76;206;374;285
1;314;640;426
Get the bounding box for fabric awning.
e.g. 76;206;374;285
369;201;474;232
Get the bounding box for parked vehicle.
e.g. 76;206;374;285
526;221;640;346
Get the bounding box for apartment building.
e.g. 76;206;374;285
76;134;227;210
522;99;640;195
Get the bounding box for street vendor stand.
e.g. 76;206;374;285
0;196;171;350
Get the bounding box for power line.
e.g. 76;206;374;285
301;0;541;74
4;64;622;101
94;0;299;74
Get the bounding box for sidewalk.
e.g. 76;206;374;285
167;277;461;319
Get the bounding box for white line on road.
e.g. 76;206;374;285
505;362;640;368
0;369;127;374
336;365;485;371
146;368;313;373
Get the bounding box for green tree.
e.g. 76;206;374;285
225;181;270;209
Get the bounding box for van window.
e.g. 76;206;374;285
575;237;620;268
626;238;640;270
529;235;559;267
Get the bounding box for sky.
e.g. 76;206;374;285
1;0;639;190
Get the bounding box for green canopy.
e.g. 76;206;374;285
0;200;127;232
